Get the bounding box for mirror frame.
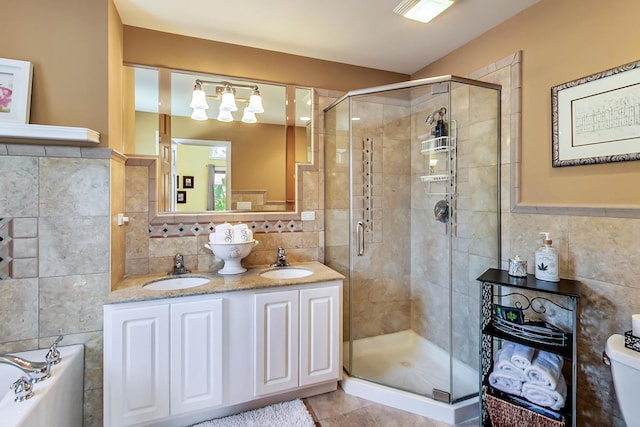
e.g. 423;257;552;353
125;88;318;228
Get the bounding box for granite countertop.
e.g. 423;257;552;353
108;261;345;304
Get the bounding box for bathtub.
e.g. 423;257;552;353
0;344;84;427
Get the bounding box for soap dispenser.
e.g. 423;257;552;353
535;232;559;282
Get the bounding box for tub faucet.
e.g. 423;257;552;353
10;377;34;402
45;335;63;365
271;247;289;267
172;253;191;275
0;354;50;382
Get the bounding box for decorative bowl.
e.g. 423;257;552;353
204;240;258;275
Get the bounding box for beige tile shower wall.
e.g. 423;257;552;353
0;145;111;427
410;92;453;351
409;82;500;370
454;83;500;368
347;98;412;340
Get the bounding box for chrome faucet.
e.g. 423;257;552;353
0;354;50;382
271;247;289;267
172;253;191;275
45;335;63;365
10;377;34;402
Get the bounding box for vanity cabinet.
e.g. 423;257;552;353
104;279;342;427
104;304;170;426
477;269;581;427
254;285;341;396
104;296;224;427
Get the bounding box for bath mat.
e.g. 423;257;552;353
190;399;315;427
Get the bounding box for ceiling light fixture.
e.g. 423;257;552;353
393;0;453;24
189;79;264;122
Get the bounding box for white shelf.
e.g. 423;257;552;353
420;136;452;154
0;123;100;144
420;174;449;182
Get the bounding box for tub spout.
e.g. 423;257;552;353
0;355;50;382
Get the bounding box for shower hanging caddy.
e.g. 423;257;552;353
419;119;456;193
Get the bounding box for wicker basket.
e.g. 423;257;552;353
485;390;565;427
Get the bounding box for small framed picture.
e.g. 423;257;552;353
0;58;33;124
183;176;194;189
176;190;187;204
176;175;180;189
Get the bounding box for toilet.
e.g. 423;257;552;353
605;334;640;424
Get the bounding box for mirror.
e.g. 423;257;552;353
123;65;312;213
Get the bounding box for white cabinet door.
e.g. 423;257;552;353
299;285;341;386
105;304;170;427
170;298;224;415
254;290;299;396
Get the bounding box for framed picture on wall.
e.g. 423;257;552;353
177;190;187;204
551;59;640;167
183;175;194;188
0;58;33;124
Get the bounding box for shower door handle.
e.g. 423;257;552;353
356;221;365;256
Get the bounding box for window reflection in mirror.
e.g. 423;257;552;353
124;65;312;213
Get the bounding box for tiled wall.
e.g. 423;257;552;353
0;144;111;427
409;82;500;370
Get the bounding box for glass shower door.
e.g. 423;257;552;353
325;76;500;405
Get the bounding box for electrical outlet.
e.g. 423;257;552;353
301;211;315;221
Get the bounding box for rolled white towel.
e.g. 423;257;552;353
215;223;233;244
488;371;523;397
524;350;564;390
494;347;527;382
522;374;567;411
510;343;535;369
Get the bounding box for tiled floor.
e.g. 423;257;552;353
303;385;479;427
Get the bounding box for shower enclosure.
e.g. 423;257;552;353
324;76;501;423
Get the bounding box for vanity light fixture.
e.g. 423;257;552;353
219;84;238;112
247;88;264;113
191;108;208;121
241;105;258;123
393;0;453;24
189;79;264;122
217;109;234;122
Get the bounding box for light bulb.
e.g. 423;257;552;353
241;107;257;123
189;87;208;110
246;89;264;113
217;109;234;122
219;86;237;112
191;108;208;121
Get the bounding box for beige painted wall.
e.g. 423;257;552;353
171;116;289;201
123;26;408;92
0;0;112;149
413;0;640;208
175;145;217;211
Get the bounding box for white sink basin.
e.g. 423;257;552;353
260;268;313;280
144;276;210;291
